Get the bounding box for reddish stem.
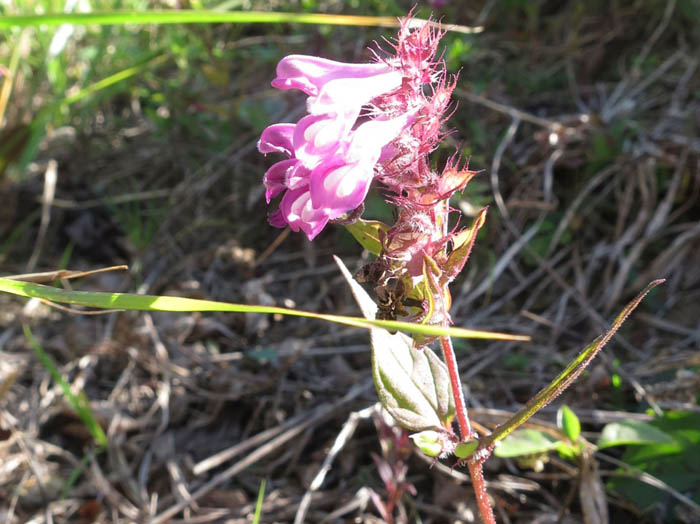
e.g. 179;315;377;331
441;335;496;524
439;335;473;439
467;459;497;524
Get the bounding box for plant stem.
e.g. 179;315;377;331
440;335;472;439
468;459;496;524
440;335;496;524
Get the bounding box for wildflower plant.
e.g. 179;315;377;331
0;9;666;524
258;14;663;523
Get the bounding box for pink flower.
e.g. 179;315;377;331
259;123;328;239
271;189;331;240
259;52;414;240
258;112;411;240
272;55;402;119
309;113;412;219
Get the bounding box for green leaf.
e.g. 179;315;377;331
345;219;389;255
369;329;455;430
454;439;479;459
336;256;455;431
410;430;444;458
558;405;581;442
597;420;675;449
607;411;700;515
494;429;564;458
444;207;487;282
0;277;529;342
253;478;266;524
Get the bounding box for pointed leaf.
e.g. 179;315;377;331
0;277;530;342
558;405;581;442
494;429;564;458
444;207;487;283
345;219;390;255
336;256;455;431
597;420;676;449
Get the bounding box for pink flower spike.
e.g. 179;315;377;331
258;123;295;156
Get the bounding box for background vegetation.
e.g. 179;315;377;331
1;0;699;522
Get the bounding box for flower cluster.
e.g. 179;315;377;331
260;17;479;329
258;55;409;240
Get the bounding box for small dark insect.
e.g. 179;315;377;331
355;261;423;323
376;280;409;321
375;278;423;322
355;260;386;284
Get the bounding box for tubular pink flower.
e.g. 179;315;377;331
259;109;412;239
292;114;350;168
308;112;412;219
310;159;374;220
272;55;402;119
262;158;309;203
258;123;295;156
278;187;330;240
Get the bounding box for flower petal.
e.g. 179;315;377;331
292;114;351;168
268;209;287;228
307;70;402;117
272;55;393;96
258;123;295;156
279;188;330;240
310;158;374;220
347;112;413;162
263;158;309;202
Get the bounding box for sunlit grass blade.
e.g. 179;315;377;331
480;279;664;450
0;30;30;137
60;54;169;108
0;11;399;28
253;479;266;524
0;11;482;33
23;324;108;448
1;278;528;342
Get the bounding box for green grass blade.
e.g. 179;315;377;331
23;324;108;448
1;278;529;342
61;54;169;108
253;478;266;524
60;451;97;499
0;11;404;29
0;30;29;136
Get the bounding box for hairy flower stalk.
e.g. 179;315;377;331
259;15;495;523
